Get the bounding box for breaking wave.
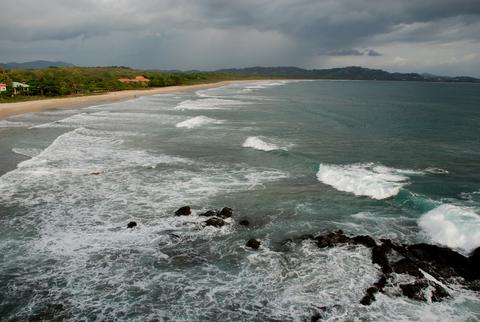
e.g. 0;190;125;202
316;163;412;200
176;116;223;129
242;136;289;152
419;204;480;253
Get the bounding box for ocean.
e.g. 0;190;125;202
0;80;479;321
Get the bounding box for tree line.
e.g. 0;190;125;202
0;66;238;101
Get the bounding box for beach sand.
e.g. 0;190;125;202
0;80;251;119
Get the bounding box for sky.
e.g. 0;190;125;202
1;0;480;76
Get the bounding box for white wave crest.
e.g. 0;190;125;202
316;163;410;200
0;120;32;128
174;98;245;110
176;116;223;129
242;136;288;152
419;204;480;253
12;147;42;158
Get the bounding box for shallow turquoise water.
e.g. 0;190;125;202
0;80;479;321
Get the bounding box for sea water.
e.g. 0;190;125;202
0;80;479;321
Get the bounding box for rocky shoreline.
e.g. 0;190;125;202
165;206;480;308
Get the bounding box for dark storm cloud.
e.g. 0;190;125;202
0;0;479;74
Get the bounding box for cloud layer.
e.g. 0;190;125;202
0;0;479;75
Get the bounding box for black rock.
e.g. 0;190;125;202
400;280;429;301
469;247;480;274
391;258;422;277
404;243;474;281
205;217;226;228
175;206;191;216
360;286;378;305
315;230;351;248
199;210;217;217
246;239;261;249
127;221;137;229
219;207;233;218
372;244;392;274
353;235;377;248
239;219;250;226
374;274;389;291
400;279;449;302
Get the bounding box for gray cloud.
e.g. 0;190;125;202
0;0;479;75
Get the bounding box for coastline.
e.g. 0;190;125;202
0;80;253;119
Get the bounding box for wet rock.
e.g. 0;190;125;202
127;221;137;229
239;219;250;227
400;279;449;302
353;235;377;248
372;244;392;274
175;206;191;216
246;238;261;249
360;286;379;306
391;258;422;277
219;207;233;218
205;217;226;228
400;280;429;301
470;247;480;271
403;243;474;281
199;210;217;217
90;171;101;175
315;230;351;248
29;304;66;322
375;275;389;291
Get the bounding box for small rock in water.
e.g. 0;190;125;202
219;207;233;218
127;221;137;228
90;171;101;175
239;219;250;226
360;286;378;305
205;217;226;227
175;206;191;216
246;238;260;249
198;210;217;217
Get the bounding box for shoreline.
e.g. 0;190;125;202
0;80;254;119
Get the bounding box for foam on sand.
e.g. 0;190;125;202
316;163;410;200
175;116;223;129
419;204;480;253
242;136;289;152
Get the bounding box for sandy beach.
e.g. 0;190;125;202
0;80;251;119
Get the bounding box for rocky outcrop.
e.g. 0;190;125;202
219;207;233;218
246;239;260;249
199;210;217;217
205;217;226;228
127;221;137;228
400;279;449;302
239;219;250;227
175;206;191;216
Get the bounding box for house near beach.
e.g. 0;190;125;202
0;83;6;92
12;81;30;95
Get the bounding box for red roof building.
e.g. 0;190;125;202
118;76;150;83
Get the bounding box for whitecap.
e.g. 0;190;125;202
0;120;32;128
316;163;410;200
12;147;42;158
174;98;245;110
425;167;449;175
242;136;289;152
175;116;223;129
419;204;480;253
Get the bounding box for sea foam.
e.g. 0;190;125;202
316;163;410;200
174;98;244;110
175;116;223;129
242;136;288;152
419;204;480;253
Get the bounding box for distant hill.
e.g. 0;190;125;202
217;66;480;83
0;60;75;69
